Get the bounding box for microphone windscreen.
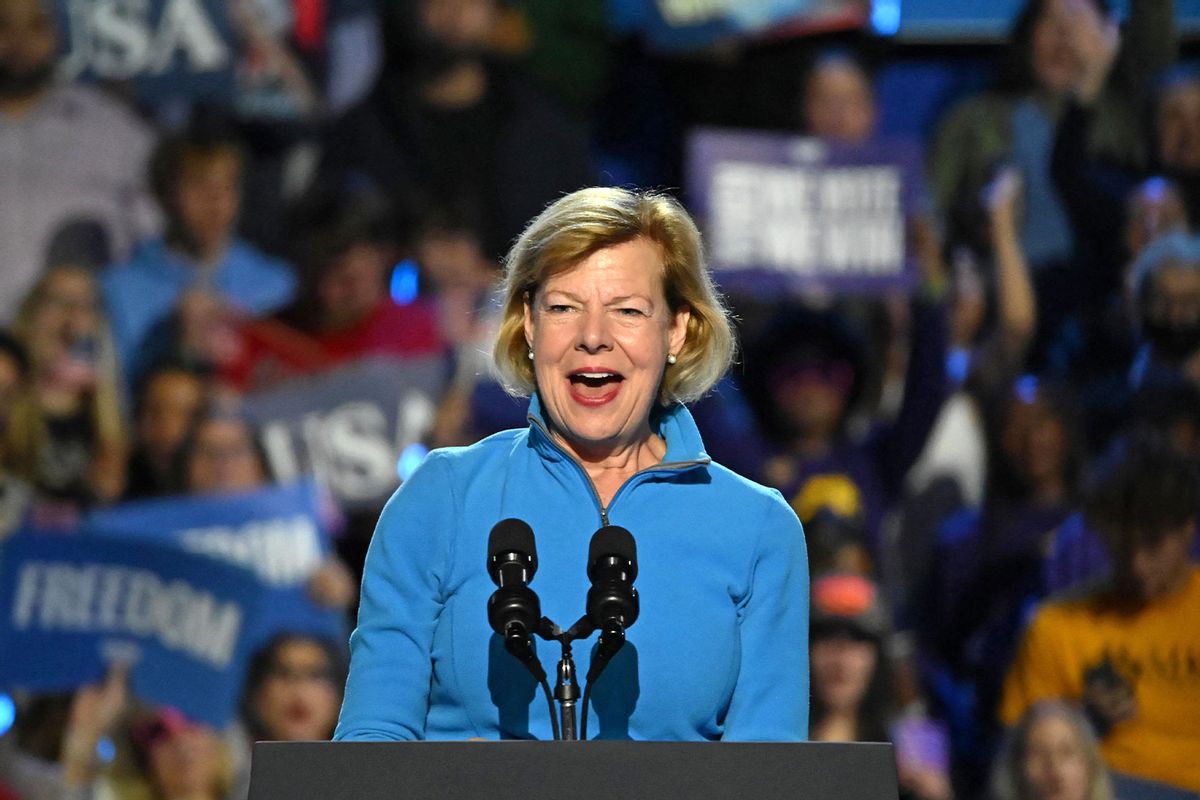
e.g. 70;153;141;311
589;526;637;567
488;518;537;561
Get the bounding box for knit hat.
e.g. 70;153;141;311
810;572;890;641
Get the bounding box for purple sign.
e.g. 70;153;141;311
687;128;923;295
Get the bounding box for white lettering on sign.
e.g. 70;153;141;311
260;391;437;504
60;0;230;81
708;160;906;278
178;515;322;586
12;561;241;668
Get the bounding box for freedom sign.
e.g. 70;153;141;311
687;128;923;295
84;479;345;647
0;535;262;728
243;356;448;511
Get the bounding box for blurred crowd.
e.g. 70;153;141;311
1;0;1199;798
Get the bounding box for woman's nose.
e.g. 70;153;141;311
576;308;613;353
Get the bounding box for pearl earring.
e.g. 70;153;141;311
666;353;677;365
527;349;534;360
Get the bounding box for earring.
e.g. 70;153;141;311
527;349;534;360
666;353;677;365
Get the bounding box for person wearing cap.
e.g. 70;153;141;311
809;572;895;744
810;573;952;800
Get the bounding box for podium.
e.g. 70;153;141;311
248;740;899;799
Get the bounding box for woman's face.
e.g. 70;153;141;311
1030;0;1082;96
523;237;689;459
173;152;241;256
252;640;341;741
147;724;225;799
1022;714;1091;800
138;371;205;468
1158;79;1200;172
317;243;388;330
771;358;852;443
27;267;99;369
187;418;266;494
1146;266;1200;329
1001;391;1068;491
803;61;876;144
1125;180;1188;260
811;634;877;715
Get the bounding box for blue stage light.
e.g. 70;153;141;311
872;0;901;35
1015;374;1040;405
0;693;14;737
390;259;420;306
397;443;429;481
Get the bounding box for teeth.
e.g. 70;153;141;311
576;372;615;379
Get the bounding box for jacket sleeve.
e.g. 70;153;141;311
721;493;810;741
334;452;458;740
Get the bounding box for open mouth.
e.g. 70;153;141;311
567;370;624;405
570;370;623;387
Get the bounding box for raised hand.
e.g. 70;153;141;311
1065;0;1121;104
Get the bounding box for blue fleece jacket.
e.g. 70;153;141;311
334;396;809;741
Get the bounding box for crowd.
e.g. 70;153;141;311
0;0;1198;798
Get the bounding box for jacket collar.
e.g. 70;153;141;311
525;392;711;470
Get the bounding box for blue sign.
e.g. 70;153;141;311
51;0;338;119
687;128;923;295
890;0;1200;40
54;0;237;109
0;535;263;728
85;480;346;647
243;356;447;511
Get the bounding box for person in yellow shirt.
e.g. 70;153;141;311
1000;437;1200;794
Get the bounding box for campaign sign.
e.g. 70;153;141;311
687;128;923;295
0;535;262;728
243;356;448;511
54;0;237;109
84;480;344;647
622;0;865;52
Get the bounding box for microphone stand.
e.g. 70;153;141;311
554;640;580;740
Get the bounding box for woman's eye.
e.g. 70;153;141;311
618;307;645;317
546;304;573;313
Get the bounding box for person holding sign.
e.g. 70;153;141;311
336;187;809;741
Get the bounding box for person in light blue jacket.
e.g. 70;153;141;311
335;187;809;742
102;121;295;385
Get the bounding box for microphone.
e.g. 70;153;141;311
585;526;639;674
579;526;639;740
486;519;545;681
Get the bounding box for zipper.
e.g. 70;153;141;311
528;415;709;527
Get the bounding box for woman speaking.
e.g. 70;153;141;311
334;187;809;741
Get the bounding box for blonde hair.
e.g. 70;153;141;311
493;187;735;405
991;701;1114;800
4;265;127;496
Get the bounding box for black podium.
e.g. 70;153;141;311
248;740;899;799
